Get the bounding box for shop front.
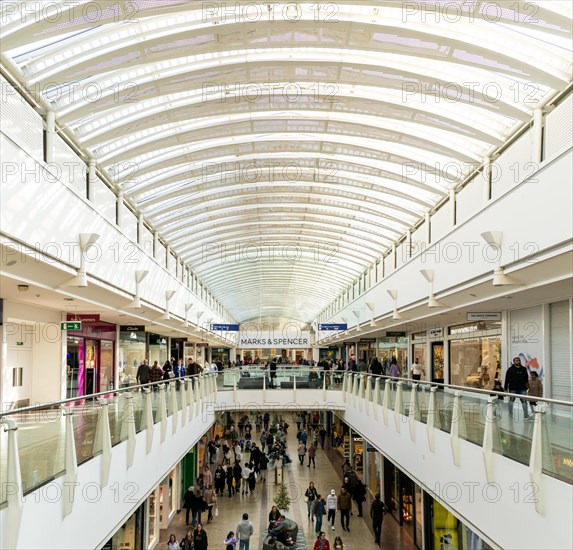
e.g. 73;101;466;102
118;325;146;388
358;338;377;364
383;458;422;548
66;317;116;398
378;335;408;373
103;501;146;550
159;467;180;529
211;347;230;366
448;321;501;390
319;347;339;363
425;494;494;550
411;332;429;381
148;333;168;366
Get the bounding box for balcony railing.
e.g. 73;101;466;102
1;369;571;513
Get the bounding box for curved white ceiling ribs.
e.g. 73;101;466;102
3;1;572;323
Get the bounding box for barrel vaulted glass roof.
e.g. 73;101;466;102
2;1;572;322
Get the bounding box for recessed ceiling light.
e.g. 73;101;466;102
6;260;17;266
119;314;126;317
469;293;477;297
63;298;74;301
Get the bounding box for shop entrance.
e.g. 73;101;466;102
431;342;444;383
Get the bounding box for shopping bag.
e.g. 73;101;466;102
215;506;219;517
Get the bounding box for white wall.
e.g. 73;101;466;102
1;301;63;407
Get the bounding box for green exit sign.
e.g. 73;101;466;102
61;322;81;331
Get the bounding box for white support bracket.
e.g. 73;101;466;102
62;406;78;516
352;374;359;407
427;387;437;452
373;378;380;421
120;392;136;468
188;378;196;421
482;397;498;483
233;375;237;403
322;372;327;402
529;406;545;514
141;390;154;454
394;381;403;433
2;418;23;550
341;373;347;402
169;383;178;434
450;391;466;466
365;376;371;416
293;373;297;402
180;381;188;427
263;372;267;403
382;379;390;426
158;385;168;443
358;375;364;412
408;384;419;442
98;398;113;484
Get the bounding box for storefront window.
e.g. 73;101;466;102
119;327;146;387
449;322;501;389
148;333;168;365
378;337;408;373
66;337;84;399
412;343;428;381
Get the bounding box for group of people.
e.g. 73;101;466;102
135;357;204;386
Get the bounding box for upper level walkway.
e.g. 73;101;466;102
1;369;572;549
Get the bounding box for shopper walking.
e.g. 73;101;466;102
504;356;529;419
326;489;337;531
353;479;366;517
313;495;326;533
305;482;319;519
307;443;316;468
313;532;330;550
193;523;208;550
370;493;386;544
338;487;352;531
298;441;306;465
236;512;254;550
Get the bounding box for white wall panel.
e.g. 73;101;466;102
456;175;483;223
430;202;450;242
545;94;573;162
491;129;534;199
0;75;43;160
53;135;86;198
93;177;116;223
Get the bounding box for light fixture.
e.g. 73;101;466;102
6;260;17;267
183;303;193;327
352;310;361;332
366;302;377;327
420;269;447;308
480;231;521;286
158;290;176;320
17;284;29;292
60;233;100;287
387;289;405;320
125;270;149;309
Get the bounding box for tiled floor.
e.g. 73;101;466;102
159;426;415;549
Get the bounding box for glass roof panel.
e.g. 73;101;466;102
2;0;570;322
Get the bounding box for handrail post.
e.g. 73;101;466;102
358;375;364;412
322;371;327;401
394;381;403;432
293;373;297;402
98;398;113;483
62;406;78;516
233;374;237;403
2;418;23;550
341;372;347;401
365;376;371;416
263;371;267;403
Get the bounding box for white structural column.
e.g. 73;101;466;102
87;158;96;202
62;407;78;516
98;399;113;484
341;373;347;402
533;108;544;164
2;419;23;550
45;109;55;163
142;389;154;454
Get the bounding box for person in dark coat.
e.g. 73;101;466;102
353;480;366;517
370;493;387;544
183;486;195;525
193;523;208;550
